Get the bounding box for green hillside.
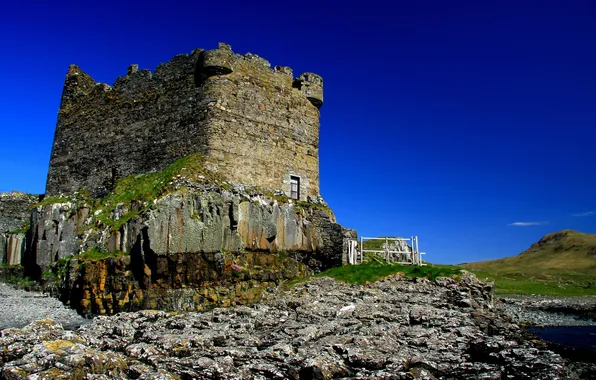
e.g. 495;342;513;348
462;230;596;295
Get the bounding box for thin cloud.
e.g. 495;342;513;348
572;211;594;217
508;221;546;227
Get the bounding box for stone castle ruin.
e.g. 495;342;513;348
0;42;356;315
47;43;324;201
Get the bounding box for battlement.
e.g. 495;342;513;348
46;43;324;201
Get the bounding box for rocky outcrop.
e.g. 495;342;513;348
0;274;577;379
0;191;38;266
58;251;311;316
28;186;354;275
25;184;354;315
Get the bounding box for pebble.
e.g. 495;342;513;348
0;282;89;331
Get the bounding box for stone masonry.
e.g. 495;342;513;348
46;43;324;200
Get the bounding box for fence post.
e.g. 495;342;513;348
359;236;363;264
385;236;388;262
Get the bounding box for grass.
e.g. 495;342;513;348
467;269;596;296
33;195;71;208
461;230;596;296
316;260;462;285
89;153;229;231
3;275;36;288
42;256;72;281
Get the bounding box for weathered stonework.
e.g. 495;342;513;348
46;43;323;200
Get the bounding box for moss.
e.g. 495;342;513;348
79;248;127;261
88;153;229;231
43;256;72;281
33;195;71;208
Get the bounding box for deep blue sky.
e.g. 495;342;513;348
1;0;595;264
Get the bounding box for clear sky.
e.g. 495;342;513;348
1;0;595;264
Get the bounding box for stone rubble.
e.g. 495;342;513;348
1;273;579;379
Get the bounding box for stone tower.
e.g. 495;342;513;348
46;43;325;201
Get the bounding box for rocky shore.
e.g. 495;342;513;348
498;294;596;326
0;283;88;331
2;272;590;379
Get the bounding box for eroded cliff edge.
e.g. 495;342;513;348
18;155;355;315
0;191;38;268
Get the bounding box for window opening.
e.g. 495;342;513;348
290;176;300;200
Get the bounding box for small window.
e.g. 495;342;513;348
290;176;300;200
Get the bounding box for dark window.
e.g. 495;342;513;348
290;176;300;200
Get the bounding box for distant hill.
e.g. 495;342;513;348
462;230;596;277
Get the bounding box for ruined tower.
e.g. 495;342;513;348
46;43;324;201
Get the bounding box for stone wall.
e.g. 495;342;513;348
201;47;320;199
46;52;210;198
46;43;323;200
0;191;38;265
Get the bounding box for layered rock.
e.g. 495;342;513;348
25;182;354;314
0;191;38;266
0;274;578;379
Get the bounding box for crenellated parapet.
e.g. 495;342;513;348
196;42;234;84
294;72;324;109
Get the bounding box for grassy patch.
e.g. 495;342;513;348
42;257;72;281
461;230;596;296
4;275;36;288
466;269;596;296
0;264;23;269
89;153;223;231
316;260;462;285
33;195;71;208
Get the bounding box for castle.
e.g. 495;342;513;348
46;43;324;200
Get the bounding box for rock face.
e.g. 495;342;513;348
0;274;575;379
58;251;312;316
0;191;38;266
26;185;355;314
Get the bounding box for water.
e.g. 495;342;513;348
530;326;596;353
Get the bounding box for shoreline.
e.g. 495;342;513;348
0;282;89;331
1;278;596;378
497;294;596;327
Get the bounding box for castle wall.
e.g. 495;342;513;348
46;44;322;200
202;52;320;200
46;51;210;197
